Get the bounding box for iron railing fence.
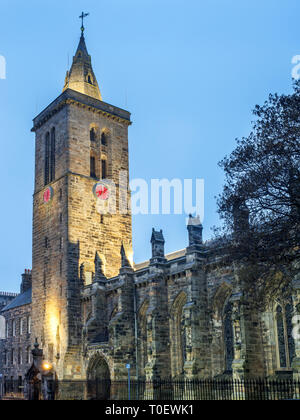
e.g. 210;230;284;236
1;379;25;399
1;378;300;400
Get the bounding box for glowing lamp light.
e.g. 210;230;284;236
42;361;52;372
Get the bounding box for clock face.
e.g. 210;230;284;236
43;187;53;203
93;183;109;200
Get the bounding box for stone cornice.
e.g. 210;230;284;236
31;89;132;132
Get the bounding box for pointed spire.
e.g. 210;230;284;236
121;244;131;268
94;252;106;282
63;33;102;100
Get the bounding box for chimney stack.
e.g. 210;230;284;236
21;269;32;294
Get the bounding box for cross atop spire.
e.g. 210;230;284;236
79;12;89;35
62;15;102;101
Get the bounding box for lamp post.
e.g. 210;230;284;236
126;364;131;400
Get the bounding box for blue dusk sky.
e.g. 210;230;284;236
0;0;299;292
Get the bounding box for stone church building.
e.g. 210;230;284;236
1;28;300;398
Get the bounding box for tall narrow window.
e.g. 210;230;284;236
27;316;31;334
26;346;31;364
90;156;96;178
276;303;296;369
101;159;107;179
44;132;50;185
90;128;96;142
18;348;22;365
12;320;16;337
101;132;107;146
276;306;287;368
50;127;56;182
224;303;234;372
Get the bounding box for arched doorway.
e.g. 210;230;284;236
87;355;111;400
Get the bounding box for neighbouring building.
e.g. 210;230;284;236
1;26;300;400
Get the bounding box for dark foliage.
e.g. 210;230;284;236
217;80;300;305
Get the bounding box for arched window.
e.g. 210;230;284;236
50;127;56;182
276;304;295;369
170;292;187;378
44;132;50;186
44;128;55;185
90;128;96;142
101;132;107;146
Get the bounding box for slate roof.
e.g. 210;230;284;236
1;288;32;312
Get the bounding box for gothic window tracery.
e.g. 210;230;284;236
44;128;56;185
170;292;187;378
275;303;295;369
138;300;149;379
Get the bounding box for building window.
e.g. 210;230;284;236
60;260;63;276
5;320;9;338
59;237;63;251
18;348;22;365
27;316;31;334
44;132;50;186
45;237;49;249
26;346;31;364
50;127;56;182
11;349;14;365
276;304;295;369
59;188;62;201
101;159;107;179
101;132;107;146
90;128;96;142
60;213;63;224
12;319;16;337
90;156;96;178
20;318;24;335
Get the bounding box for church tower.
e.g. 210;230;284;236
31;26;132;379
